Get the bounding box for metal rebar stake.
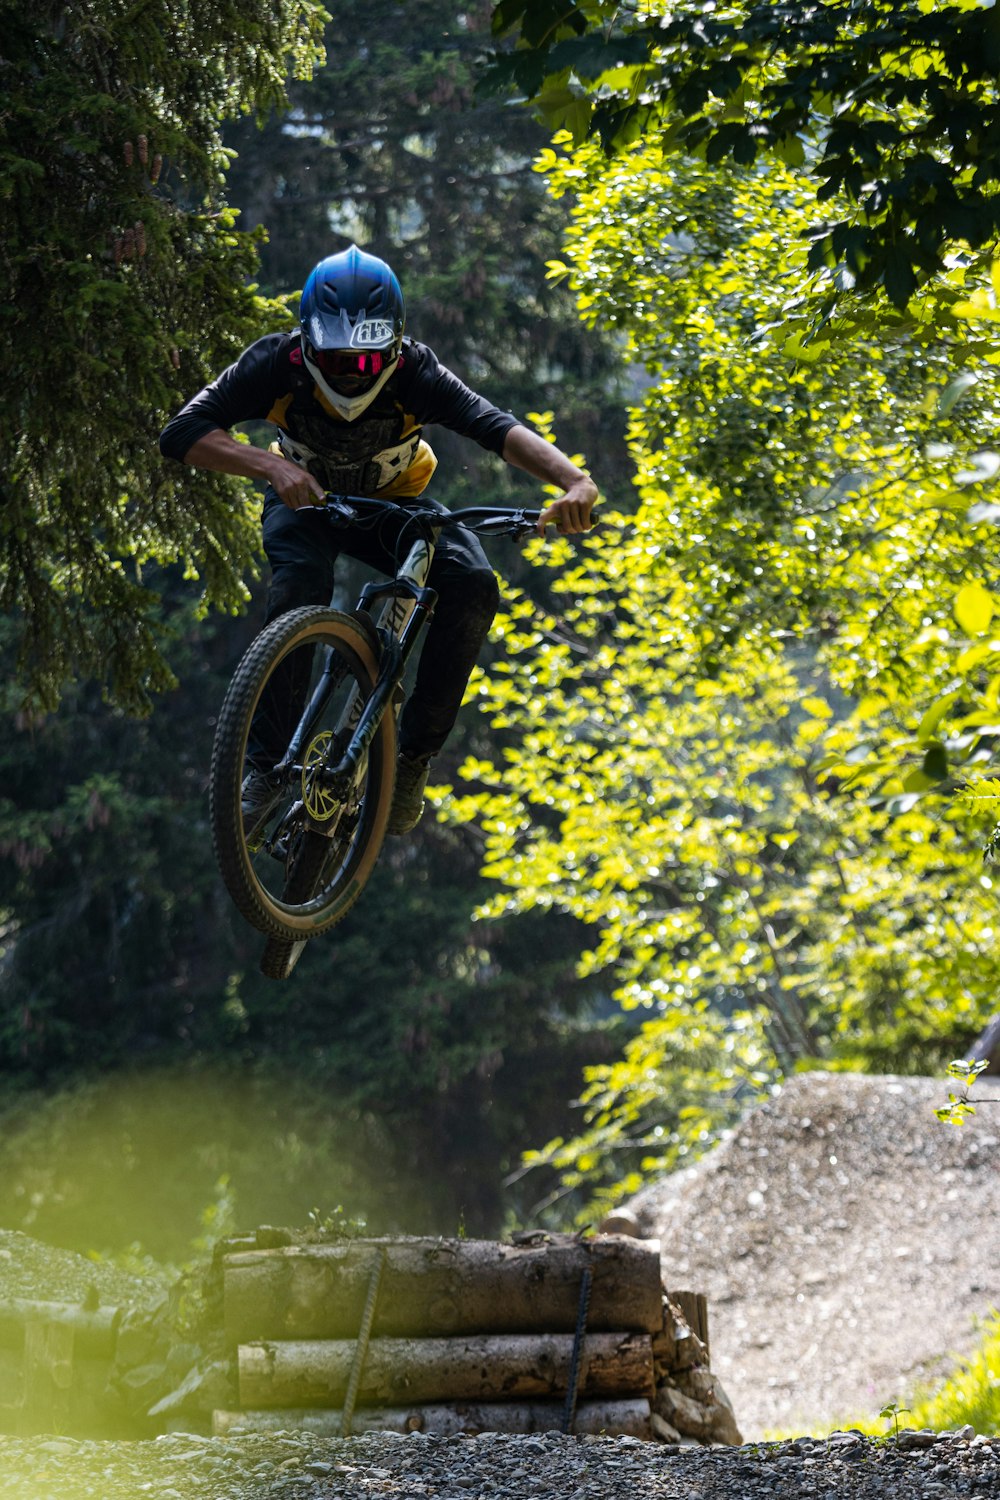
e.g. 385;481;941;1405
340;1246;386;1437
561;1264;593;1435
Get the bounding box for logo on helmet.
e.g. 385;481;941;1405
351;319;395;349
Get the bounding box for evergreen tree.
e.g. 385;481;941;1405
0;0;325;712
0;598;610;1237
0;2;633;1239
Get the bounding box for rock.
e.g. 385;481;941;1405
115;1306;170;1368
650;1413;682;1443
597;1210;643;1237
673;1367;716;1401
653;1385;711;1440
148;1361;232;1418
651;1368;742;1448
897;1428;940;1450
702;1375;743;1446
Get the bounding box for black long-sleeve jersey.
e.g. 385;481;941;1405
159;332;521;497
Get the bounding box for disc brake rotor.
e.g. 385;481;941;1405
302;731;342;822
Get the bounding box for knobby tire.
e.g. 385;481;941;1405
211;607;397;941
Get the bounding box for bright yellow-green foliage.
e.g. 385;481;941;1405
438;135;1000;1219
882;1315;1000;1435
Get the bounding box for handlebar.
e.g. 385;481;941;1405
319;493;546;541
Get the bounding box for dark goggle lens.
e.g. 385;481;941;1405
308;345;386;389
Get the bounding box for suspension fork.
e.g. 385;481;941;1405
280;644;349;773
277;525;439;785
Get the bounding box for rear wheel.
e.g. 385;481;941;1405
211;607;397;940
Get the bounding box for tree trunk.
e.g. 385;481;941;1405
213;1396;652;1439
238;1331;654;1408
223;1235;663;1342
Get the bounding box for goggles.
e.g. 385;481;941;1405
305;343;389;394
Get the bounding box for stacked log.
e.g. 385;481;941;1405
211;1232;741;1443
220;1235;663;1341
212;1398;652;1439
0;1231;742;1444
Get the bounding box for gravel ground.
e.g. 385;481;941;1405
626;1071;1000;1439
1;1426;998;1499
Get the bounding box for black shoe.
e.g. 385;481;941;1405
241;769;284;845
387;753;431;836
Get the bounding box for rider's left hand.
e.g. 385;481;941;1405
537;476;598;536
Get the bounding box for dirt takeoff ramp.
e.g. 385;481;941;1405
623;1071;1000;1438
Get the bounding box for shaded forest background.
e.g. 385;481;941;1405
4;0;1000;1269
0;0;634;1260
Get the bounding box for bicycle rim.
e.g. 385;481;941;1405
210;608;397;939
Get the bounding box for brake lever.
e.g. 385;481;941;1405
474;514;529;537
323;495;358;525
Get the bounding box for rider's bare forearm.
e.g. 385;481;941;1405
502;423;597;535
502;424;587;490
181;429;282;483
181;429;324;509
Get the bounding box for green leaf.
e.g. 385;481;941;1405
918;691;961;741
881;792;924;815
775;133;805;168
544;31;651;83
922;743;949;781
534;79;593;141
883;248;917;309
954;582;995;635
938;370;978;415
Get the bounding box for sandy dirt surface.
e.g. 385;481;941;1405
624;1070;1000;1439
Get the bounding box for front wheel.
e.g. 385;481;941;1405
210;608;397;940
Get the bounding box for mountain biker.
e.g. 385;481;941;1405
159;244;597;837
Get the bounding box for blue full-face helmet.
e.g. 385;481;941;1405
300;245;405;420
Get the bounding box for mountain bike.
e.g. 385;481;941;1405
209;495;543;981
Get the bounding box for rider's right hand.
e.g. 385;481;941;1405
267;453;326;510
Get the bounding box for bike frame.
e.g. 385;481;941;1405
274;497;540;829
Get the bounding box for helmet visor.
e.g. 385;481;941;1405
305;343;388;394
